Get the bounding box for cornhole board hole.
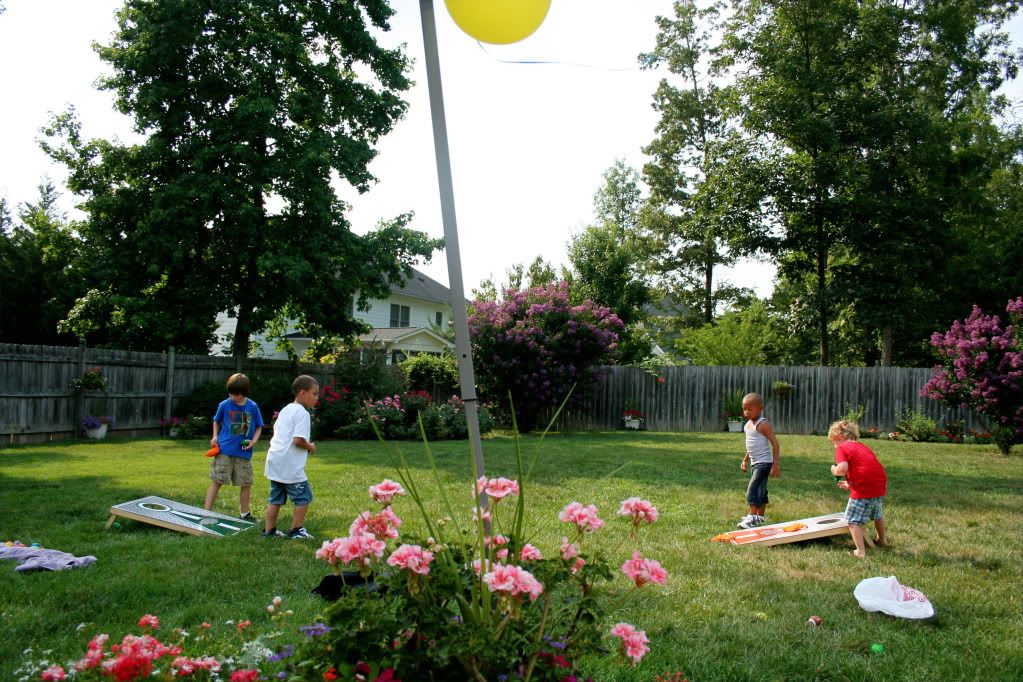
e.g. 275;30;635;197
712;512;851;547
105;496;256;537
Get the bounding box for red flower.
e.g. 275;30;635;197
374;669;400;682
324;667;338;681
229;670;260;682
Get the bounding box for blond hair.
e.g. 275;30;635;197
828;420;860;442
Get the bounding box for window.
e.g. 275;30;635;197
391;350;407;364
435;311;443;326
390;304;410;327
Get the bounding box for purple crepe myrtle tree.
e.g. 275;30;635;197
468;282;623;432
921;297;1023;455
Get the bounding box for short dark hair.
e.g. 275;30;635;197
227;373;250;396
293;374;318;395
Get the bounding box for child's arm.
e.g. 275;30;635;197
293;436;316;455
740;452;749;472
210;421;220;448
244;425;262;450
758;421;781;477
830;461;849;477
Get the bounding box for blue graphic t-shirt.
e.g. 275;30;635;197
213;397;264;460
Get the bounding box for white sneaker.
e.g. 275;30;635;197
738;515;762;530
288;526;315;540
736;514;753;529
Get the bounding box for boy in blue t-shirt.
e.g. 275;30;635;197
204;373;264;521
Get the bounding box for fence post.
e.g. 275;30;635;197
74;338;87;439
164;345;176;421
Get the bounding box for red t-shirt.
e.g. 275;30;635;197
835;440;887;499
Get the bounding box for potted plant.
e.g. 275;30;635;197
159;416;184;437
81;414;115;439
771;380;794;399
621;400;645;430
71;367;107;392
719;389;746;432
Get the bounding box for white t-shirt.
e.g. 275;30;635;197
264;402;311;484
744;416;774;465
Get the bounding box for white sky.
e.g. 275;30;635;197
1;1;1021;301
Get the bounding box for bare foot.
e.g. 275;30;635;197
850;550;866;559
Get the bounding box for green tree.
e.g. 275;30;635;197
43;0;439;355
676;299;778;365
722;0;1021;366
568;161;652;363
0;181;85;345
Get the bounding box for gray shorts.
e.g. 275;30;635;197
209;455;254;486
268;479;313;507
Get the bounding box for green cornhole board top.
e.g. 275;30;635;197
106;495;256;537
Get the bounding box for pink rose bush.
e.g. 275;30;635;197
307;468;666;679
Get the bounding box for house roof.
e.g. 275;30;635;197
358;327;454;348
389;267;450;305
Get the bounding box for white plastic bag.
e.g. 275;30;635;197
854;575;935;620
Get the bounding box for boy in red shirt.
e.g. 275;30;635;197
829;420;888;558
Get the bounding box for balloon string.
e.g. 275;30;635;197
475;41;639;71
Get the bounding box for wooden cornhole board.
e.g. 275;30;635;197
712;512;850;547
105;495;256;537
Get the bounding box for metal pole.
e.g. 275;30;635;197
419;0;487;487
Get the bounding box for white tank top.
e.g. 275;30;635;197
745;416;773;465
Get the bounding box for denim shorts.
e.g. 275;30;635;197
268;479;313;507
845;496;884;526
746;463;772;507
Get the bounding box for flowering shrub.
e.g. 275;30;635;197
468;282;623;432
622;409;645;422
316;387;494;441
921;297;1023;454
305;446;666;680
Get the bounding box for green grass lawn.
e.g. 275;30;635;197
1;432;1021;681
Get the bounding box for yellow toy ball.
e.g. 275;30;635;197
444;0;552;45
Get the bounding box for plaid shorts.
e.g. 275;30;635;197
845;496;884;526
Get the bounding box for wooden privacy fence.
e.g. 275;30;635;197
552;365;977;434
0;341;338;441
1;341;975;439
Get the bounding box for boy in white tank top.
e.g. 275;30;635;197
737;393;781;529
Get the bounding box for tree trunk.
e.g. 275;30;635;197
703;250;714;325
232;303;253;360
880;325;894;367
816;242;829;366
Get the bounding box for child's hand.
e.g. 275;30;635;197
740;459;748;472
210;436;217;448
308;442;316;455
837;480;849;490
771;464;780;478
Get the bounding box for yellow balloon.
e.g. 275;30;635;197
445;0;552;45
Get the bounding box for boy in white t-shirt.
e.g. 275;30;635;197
263;375;319;540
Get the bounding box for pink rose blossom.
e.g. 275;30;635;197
483;564;544;601
620;551;668;587
475;475;489;494
617;497;659;526
387;544;435;575
335;531;387;568
520;544;542;562
349;507;402;540
41;666;66;681
560;536;579;560
483;477;520;501
610;622;650;664
571;557;587;575
559;501;604;533
137;614;160;630
316;538;346;565
368;479;406;504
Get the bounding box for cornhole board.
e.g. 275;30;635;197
105;496;256;537
712;512;851;547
